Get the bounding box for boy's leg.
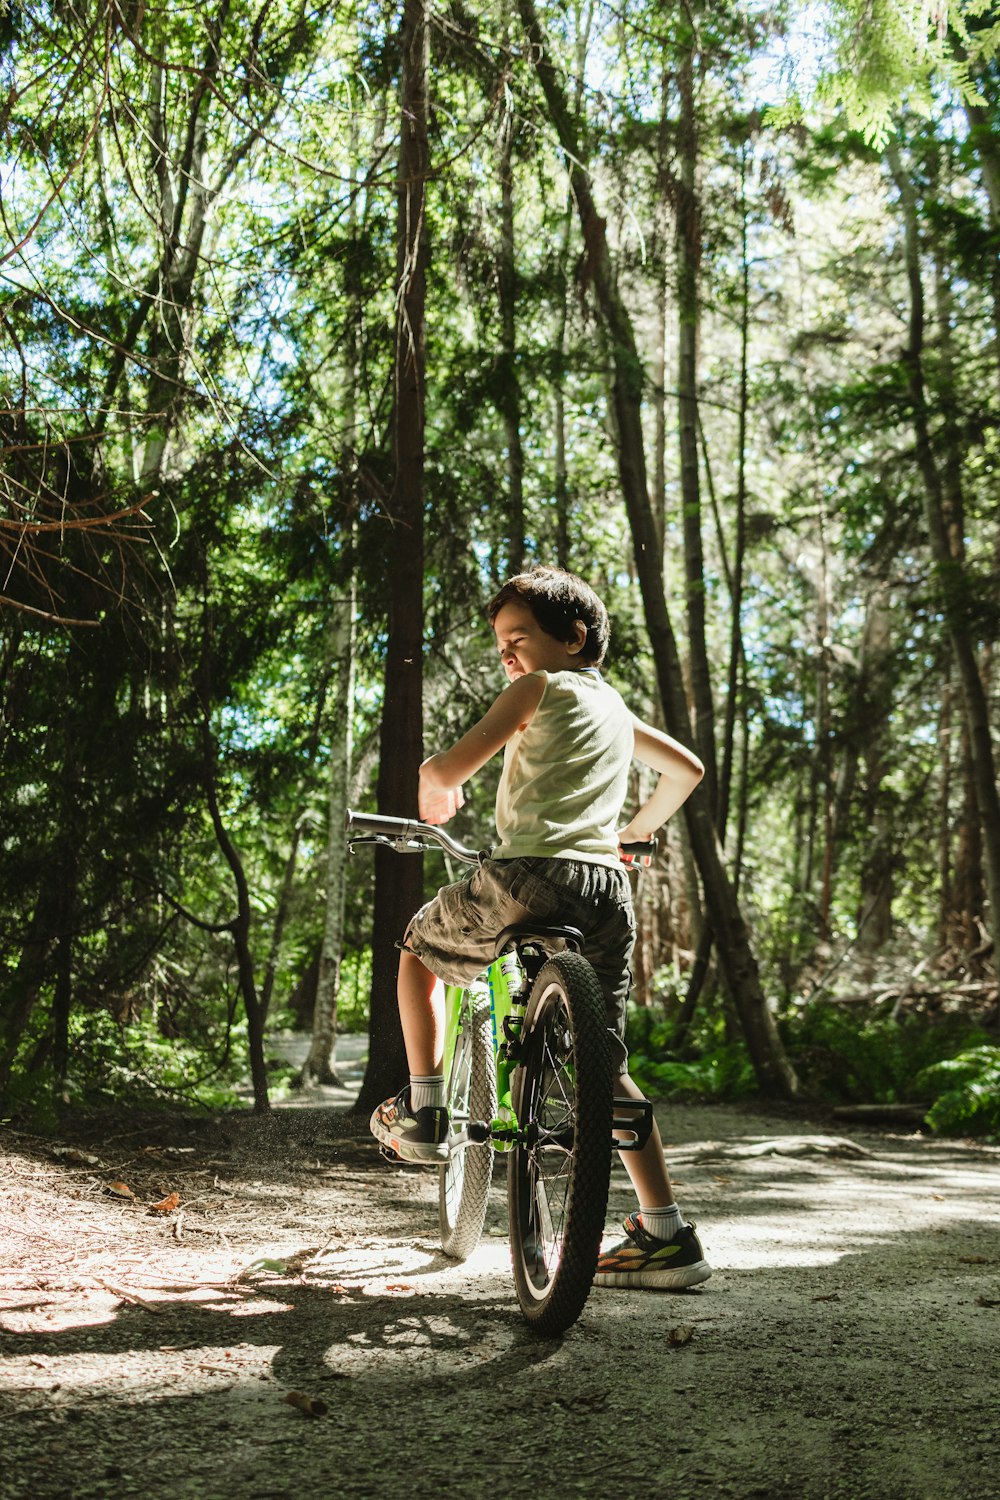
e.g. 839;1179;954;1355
398;949;445;1075
613;1072;676;1207
593;1072;712;1290
369;950;449;1165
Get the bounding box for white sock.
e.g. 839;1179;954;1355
409;1074;445;1112
639;1203;684;1241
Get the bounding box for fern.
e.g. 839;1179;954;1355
918;1047;1000;1138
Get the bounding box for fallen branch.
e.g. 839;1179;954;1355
832;1103;930;1125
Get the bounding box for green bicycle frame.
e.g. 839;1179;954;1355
441;948;525;1149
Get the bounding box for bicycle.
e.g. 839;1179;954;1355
346;809;654;1337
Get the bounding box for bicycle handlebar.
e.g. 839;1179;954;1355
345;809;485;865
346;809;657;867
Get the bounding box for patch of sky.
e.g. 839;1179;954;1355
744;1;834;115
219;702;287;751
579;2;834;120
471;538;497;589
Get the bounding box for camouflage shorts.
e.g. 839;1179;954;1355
402;855;636;1074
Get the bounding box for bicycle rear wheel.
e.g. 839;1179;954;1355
508;952;612;1336
438;994;496;1260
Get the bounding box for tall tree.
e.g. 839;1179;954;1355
355;0;430;1113
888;134;1000;964
673;4;719;811
517;0;798;1096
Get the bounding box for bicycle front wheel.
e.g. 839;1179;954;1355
438;994;496;1261
508;952;612;1336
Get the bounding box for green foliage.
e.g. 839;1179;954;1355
632;1045;759;1102
5;1007;243;1122
919;1046;1000;1138
626;997;1000;1140
771;2;1000;149
625;1002;757;1102
782;1002;996;1118
332;948;373;1034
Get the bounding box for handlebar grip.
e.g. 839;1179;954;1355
619;837;657;866
346;809;427;840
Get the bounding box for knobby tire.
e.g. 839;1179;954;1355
508;952;612;1336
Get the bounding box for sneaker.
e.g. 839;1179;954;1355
370;1087;449;1165
592;1215;712;1290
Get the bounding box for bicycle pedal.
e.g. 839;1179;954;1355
612;1098;654;1151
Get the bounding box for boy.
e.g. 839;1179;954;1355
371;567;711;1289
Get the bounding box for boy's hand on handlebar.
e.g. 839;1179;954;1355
617;818;656;866
418;771;465;826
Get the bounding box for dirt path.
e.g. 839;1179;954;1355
2;1085;999;1500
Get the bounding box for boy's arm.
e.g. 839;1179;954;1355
418;672;545;824
618;716;705;843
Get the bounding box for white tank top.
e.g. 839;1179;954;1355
493;669;633;866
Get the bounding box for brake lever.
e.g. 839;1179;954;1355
347;834;427;855
619;837;658;869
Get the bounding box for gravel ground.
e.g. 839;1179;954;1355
2;1074;999;1500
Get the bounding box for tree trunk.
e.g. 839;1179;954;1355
355;0;429;1115
0;886;59;1096
302;98;365;1085
259;815;306;1031
720;143;750;845
204;762;270;1113
815;510;834;941
553;200;572;570
674;20;718;812
857;582;894;956
301;587;356;1086
652;63;670;554
497;25;525;576
690;173;751;1001
937;677;953;950
518;0;798;1096
888;140;1000;962
952;717;985;956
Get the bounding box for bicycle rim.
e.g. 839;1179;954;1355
508;952;612;1336
438;995;496;1260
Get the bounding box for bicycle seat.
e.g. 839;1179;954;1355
494;922;585;958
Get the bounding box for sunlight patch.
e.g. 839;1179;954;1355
6;1344;281;1398
329;1308;517;1379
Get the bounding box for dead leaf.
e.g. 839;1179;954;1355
959;1255;990;1265
667;1324;695;1346
105;1182;135;1200
283;1390;328;1418
150;1192;181;1214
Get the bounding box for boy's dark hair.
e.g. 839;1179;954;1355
487;566;610;666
